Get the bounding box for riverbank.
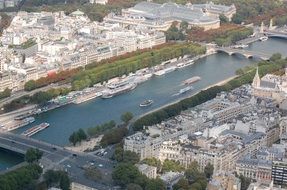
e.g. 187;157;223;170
65;135;103;152
131;74;238;125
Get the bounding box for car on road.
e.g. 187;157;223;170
98;164;103;167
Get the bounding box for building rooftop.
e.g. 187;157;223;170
127;1;218;23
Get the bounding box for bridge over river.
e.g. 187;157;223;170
0;132;115;189
216;47;273;61
266;29;287;39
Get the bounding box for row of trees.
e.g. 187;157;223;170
100;127;128;147
187;24;253;46
87;120;116;137
3;87;71;113
133;55;287;131
0;148;70;190
44;170;70;190
112;163;166;190
23;43;176;93
71;43;206;90
24;68;81;91
69;112;133;146
0;164;43;190
0;88;11;100
214;27;253;46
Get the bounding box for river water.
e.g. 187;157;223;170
0;148;23;171
1;38;286;171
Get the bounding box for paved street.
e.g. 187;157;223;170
0;132;115;189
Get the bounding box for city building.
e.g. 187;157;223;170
90;0;108;5
160;171;183;190
105;1;236;31
252;67;287;103
272;160;287;186
0;10;166;91
135;164;157;179
207;172;241;190
247;181;283;190
71;182;98;190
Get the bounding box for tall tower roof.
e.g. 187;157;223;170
252;67;260;88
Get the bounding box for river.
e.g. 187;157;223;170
0;148;23;171
0;38;286;171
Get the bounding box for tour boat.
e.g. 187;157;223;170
259;36;268;42
140;99;153;107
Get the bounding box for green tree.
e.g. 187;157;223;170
141;158;161;172
69;132;79;146
239;175;251;190
204;163;214;179
219;14;229;23
100;127;128;147
44;170;60;187
25;148;43;163
59;172;71;190
126;183;143;190
162;160;184;173
123;150;140;164
121;112;134;124
173;178;189;190
44;170;70;190
180;21;188;30
0;88;11;100
185;161;201;183
87;120;116;137
232;13;244;24
145;178;166;190
270;53;282;62
189;182;203;190
77;128;87;140
165;22;186;41
112;163;141;186
24;80;37;91
0;164;42;190
236;68;244;75
113;145;124;162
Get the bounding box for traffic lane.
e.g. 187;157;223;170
0;136;73;164
0;135;57;155
0;133;69;156
2;133;106;160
